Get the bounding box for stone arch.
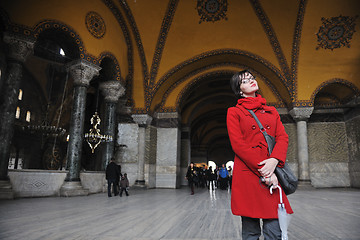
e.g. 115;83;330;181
99;53;122;83
311;78;360;107
33;20;84;63
149;49;292;113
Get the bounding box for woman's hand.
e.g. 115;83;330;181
264;174;279;187
258;157;279;178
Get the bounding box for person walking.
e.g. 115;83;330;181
105;157;120;197
119;173;129;197
227;70;293;239
228;165;233;189
186;162;198;195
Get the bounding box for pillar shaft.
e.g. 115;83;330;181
0;35;34;180
290;107;314;183
99;80;125;170
65;60;100;181
66;85;88;181
132;114;153;186
297;120;310;180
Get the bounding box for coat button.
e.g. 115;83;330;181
252;125;256;130
260;110;265;114
265;125;271;129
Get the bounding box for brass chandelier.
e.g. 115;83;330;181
84;111;112;153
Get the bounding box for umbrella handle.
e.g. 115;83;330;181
270;185;283;204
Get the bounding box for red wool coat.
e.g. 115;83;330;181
227;95;293;219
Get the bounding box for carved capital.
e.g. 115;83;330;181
99;80;125;103
3;34;35;62
289;107;314;121
66;59;101;87
131;114;153;126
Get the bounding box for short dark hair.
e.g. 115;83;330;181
230;70;254;99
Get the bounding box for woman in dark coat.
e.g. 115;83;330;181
227;70;293;240
185;162;198;195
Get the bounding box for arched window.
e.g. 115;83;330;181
26;111;31;122
18;89;23;100
15;107;20;119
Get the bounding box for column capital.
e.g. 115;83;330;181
3;34;35;62
99;80;125;103
289;107;314;121
131;114;153;126
66;59;101;87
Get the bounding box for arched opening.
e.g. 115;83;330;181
82;57;118;171
10;27;80;170
313;80;360;108
179;72;236;167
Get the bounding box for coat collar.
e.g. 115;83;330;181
235;95;275;116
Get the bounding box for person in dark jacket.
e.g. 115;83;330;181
218;164;229;190
186;162;198;195
105;158;120;197
119;173;129;197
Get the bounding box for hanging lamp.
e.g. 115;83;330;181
84;87;112;153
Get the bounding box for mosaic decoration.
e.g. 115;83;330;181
316;15;358;50
196;0;228;23
85;11;106;39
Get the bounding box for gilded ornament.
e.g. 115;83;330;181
85;11;106;39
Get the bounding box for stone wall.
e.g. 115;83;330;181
308;122;350;187
8;170;106;198
283;123;298;176
345;107;360;188
156;127;181;188
80;171;106;194
9;169;67;198
116;123;139;186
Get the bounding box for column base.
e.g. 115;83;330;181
297;179;314;190
132;180;147;189
60;181;89;197
0;180;14;199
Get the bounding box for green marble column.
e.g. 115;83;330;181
0;34;34;199
60;59;100;197
99;80;125;170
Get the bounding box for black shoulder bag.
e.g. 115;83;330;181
248;110;298;195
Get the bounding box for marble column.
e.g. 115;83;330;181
99;80;125;170
290;107;314;186
131;114;153;188
0;34;34;199
60;59;101;197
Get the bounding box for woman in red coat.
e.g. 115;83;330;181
227;70;293;240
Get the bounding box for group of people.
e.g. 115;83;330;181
105;158;129;197
185;162;233;195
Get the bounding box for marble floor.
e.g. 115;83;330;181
0;187;359;240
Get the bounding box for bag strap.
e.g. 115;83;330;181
248;109;270;140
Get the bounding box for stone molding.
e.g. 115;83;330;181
99;80;125;103
66;59;101;87
3;34;35;63
154;112;180;119
289;107;314;121
132;114;153;126
154;112;180;128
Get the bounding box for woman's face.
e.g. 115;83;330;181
239;72;258;97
